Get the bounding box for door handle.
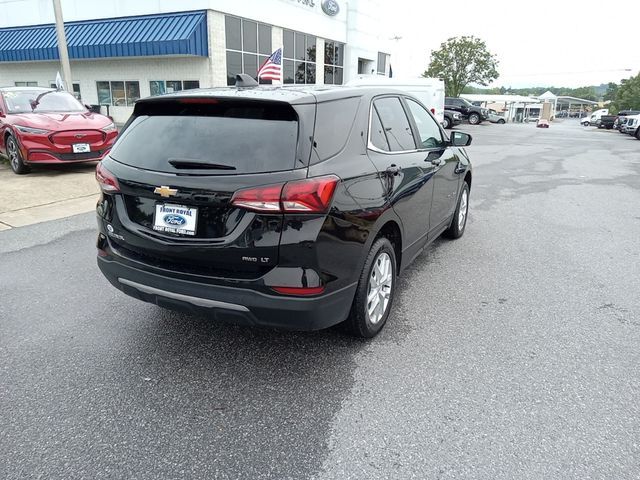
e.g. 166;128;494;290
386;164;401;176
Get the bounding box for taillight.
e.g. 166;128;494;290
281;176;339;213
96;162;120;193
230;183;283;212
430;108;436;115
231;175;339;214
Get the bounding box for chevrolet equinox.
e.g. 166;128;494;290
96;80;473;338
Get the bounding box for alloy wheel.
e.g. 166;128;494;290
458;189;468;231
366;252;393;324
7;137;20;171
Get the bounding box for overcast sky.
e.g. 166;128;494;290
387;0;640;88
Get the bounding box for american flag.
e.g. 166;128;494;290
257;48;282;81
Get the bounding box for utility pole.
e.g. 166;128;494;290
52;0;72;91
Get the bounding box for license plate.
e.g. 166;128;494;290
72;143;90;153
153;204;198;236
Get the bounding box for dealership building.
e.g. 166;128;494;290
0;0;392;123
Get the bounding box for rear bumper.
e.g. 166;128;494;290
97;254;356;331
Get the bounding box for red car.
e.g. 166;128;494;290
0;87;118;174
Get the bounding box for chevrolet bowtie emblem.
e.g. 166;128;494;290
154;186;178;198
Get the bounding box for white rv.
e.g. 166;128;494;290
346;75;446;126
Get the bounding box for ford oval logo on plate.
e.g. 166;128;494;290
164;214;186;226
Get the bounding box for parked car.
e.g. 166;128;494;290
445;97;488;124
596;115;616;129
346;75;445;125
443;109;462;129
487;110;506;124
618;116;631;133
621;114;640;136
536;119;550;128
95;81;473;338
0;87;118;174
614;110;640;130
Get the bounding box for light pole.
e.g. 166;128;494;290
52;0;72;91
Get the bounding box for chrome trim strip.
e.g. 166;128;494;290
118;277;250;312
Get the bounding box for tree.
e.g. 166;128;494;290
612;75;640;111
423;36;499;97
603;82;618;102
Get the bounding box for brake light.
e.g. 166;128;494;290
231;175;339;213
430;108;436;115
230;183;283;212
96;162;120;193
271;286;325;296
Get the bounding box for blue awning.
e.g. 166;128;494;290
0;10;208;62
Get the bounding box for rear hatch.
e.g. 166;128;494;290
103;96;314;278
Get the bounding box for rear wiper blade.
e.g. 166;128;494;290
168;159;236;170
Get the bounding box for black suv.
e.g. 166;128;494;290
445;97;488;125
96;82;473;338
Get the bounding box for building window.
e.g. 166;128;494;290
283;30;316;84
96;81;140;106
225;15;272;85
150;80;200;96
324;40;344;85
377;52;388;75
15;81;38;87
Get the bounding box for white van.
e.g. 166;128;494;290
346;75;445;126
582;108;609;126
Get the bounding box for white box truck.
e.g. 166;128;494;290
346;75;445;126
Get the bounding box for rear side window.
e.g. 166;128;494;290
373;97;416;151
110;100;299;174
313;97;361;162
370;107;390;151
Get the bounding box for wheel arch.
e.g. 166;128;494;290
464;170;472;190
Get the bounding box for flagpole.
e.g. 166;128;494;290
52;0;72;91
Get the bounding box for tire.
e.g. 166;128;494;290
442;116;451;129
345;237;397;338
445;181;469;239
635;129;640;140
498;119;505;124
468;113;480;125
6;134;30;174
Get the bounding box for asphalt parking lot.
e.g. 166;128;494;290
1;120;639;479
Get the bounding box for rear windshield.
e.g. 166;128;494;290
110;100;299;174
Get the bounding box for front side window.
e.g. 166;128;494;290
324;40;344;85
225;16;272;85
405;99;444;149
372;97;416;151
283;30;316;84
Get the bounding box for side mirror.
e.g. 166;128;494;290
450;131;472;147
0;109;5;118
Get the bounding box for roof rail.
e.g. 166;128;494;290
235;74;259;88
